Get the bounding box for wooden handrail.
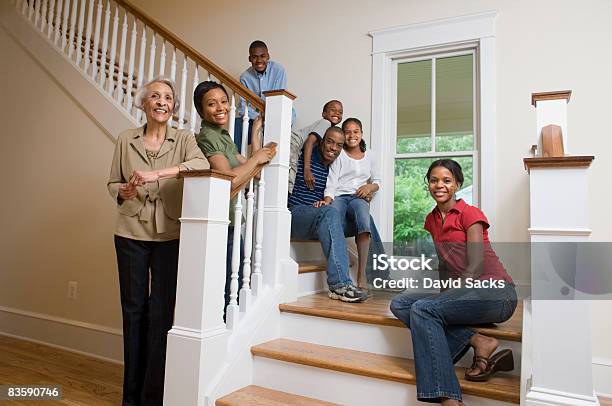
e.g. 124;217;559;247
114;0;265;113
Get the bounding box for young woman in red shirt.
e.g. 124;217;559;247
390;159;517;405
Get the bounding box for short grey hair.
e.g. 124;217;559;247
134;76;180;114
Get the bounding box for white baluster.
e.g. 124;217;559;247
28;0;34;21
177;56;187;129
135;25;146;123
207;73;212;81
46;0;54;38
147;35;155;81
228;93;236;141
166;48;176;127
226;195;243;329
34;0;41;27
60;0;70;52
116;12;128;102
97;0;110;86
239;177;255;311
252;169;265;296
21;0;28;17
74;0;85;65
90;0;101;78
82;0;94;71
241;104;250;153
106;6;119;95
40;0;48;32
67;0;77;58
158;42;166;76
125;18;137;112
169;48;177;84
189;67;199;132
53;0;62;45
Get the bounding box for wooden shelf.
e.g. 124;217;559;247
531;90;572;106
523;155;594;172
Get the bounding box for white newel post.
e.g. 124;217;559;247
522;91;598;406
261;90;296;293
164;170;234;406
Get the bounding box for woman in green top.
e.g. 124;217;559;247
193;81;276;317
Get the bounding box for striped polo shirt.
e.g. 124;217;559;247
288;147;329;208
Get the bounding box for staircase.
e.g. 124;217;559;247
213;244;521;406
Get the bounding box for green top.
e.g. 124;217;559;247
196;121;240;226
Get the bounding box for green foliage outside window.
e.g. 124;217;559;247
394;133;474;244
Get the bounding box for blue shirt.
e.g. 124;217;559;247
238;60;296;123
288;147;329;208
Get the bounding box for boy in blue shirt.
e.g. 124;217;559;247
235;40;296;152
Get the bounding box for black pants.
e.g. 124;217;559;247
114;236;179;406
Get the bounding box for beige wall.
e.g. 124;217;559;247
0;32;122;330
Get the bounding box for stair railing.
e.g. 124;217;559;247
14;0;264;133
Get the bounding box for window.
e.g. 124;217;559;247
369;11;496;243
393;51;478;244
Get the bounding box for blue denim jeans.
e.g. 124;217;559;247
289;204;352;289
342;212;387;284
389;284;517;402
233;117;254;154
331;194;371;235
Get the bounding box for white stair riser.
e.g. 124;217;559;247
291;241;325;262
298;271;327;296
254;356;517;406
281;312;522;376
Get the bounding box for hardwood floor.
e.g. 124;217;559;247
0;335;122;405
600;397;612;406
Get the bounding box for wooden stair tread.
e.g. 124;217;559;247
216;385;340;406
280;292;523;342
252;339;520;404
298;261;327;274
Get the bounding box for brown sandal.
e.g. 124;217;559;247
465;348;514;382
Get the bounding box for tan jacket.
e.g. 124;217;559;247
108;125;209;241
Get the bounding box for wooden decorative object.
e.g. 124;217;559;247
541;124;564;157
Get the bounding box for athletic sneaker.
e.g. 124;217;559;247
328;284;368;303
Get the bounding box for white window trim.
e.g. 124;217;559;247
369;11;497;241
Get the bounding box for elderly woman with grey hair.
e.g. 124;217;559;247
107;76;208;406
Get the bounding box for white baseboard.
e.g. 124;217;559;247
526;386;600;406
0;306;123;363
593;357;612;398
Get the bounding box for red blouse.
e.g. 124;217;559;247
424;199;513;283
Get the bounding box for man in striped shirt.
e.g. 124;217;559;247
288;127;367;302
